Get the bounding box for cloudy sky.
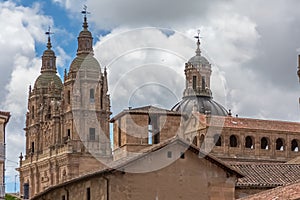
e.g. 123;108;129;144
1;0;300;192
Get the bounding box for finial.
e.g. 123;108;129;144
45;26;54;49
194;29;201;56
81;5;90;30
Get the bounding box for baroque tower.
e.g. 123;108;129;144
18;10;112;199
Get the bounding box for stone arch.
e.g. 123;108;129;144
229;135;238;147
261;137;269;150
276;138;284;151
291;139;299;152
245;136;254;149
213;134;222;146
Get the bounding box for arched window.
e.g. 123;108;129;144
276;138;284;151
245;136;254;149
31;106;34;119
229;135;238;147
192;76;197;90
291;139;299;152
192;136;198;146
261;137;269;150
199;134;205;147
214;134;222;146
67;90;71;104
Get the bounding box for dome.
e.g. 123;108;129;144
43;49;55;57
172;96;228;116
69;54;101;73
188;55;210;66
34;72;63;90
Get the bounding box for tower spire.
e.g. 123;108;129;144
45;26;53;49
81;5;90;30
194;29;201;56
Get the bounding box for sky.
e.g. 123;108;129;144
1;0;300;193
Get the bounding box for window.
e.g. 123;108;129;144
229;135;238;147
32;106;34;119
214;134;222;146
180;152;185;159
192;136;198;146
192;76;197;90
291;139;299;152
90;88;95;102
245;136;254;149
67;129;71;138
118;119;122;147
276;138;284;151
89;128;96;141
86;187;91;200
62;195;66;200
148;115;159;144
67;90;71;104
202;76;206;89
31;142;35;153
167;151;172;158
261;137;269;150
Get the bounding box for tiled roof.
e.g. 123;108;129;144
111;105;182;122
230;162;300;188
238;180;300;200
203;115;300;133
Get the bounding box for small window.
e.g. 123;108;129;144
229;135;238;147
167;151;172;158
192;136;198;146
89;128;96;141
192;76;197;90
86;187;91;200
261;137;269;150
62;195;66;200
276;138;284;151
291;139;299;152
245;136;254;149
90;88;95;102
118;119;122;147
202;76;206;89
67;90;71;104
31;142;35;153
32;106;35;119
67;129;71;138
180;152;185;159
214;134;222;146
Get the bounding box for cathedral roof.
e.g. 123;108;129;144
172;96;228;116
188;54;210;66
69;54;101;73
34;72;63;90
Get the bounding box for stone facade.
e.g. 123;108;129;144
31;139;242;200
0;111;10;198
17;16;111;198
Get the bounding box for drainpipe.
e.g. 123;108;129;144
64;186;69;200
102;176;109;200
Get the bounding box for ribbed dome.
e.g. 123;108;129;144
172;96;228;116
69;54;101;73
79;29;92;38
188;55;210;66
34;72;63;90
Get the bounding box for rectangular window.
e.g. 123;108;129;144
118;119;122;147
180;152;185;159
86;187;91;200
167;151;172;158
32;106;35;119
202;76;206;89
89;128;96;141
31;142;35;153
192;76;197;90
67;129;71;137
62;195;66;200
67;90;71;104
90;88;95;102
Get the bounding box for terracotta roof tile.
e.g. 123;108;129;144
230;162;300;188
238;180;300;200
